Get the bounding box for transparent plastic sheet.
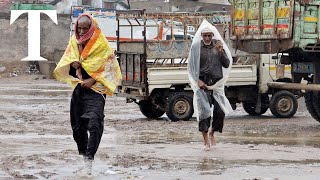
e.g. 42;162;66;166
187;20;233;121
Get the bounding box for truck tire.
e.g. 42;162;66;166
166;92;194;122
269;90;298;118
243;103;268;116
304;91;320;123
139;100;165;119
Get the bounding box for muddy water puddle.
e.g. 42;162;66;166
1;77;320;179
0;89;72;96
1;127;320;179
127;130;320;148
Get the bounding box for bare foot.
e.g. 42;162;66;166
209;132;216;146
204;144;210;151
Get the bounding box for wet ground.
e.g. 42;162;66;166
0;75;320;179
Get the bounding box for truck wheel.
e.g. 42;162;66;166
270;90;298;118
243;103;268;116
139;100;165;119
166;92;194;122
304;91;320;123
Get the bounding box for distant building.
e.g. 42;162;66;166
196;4;230;12
127;0;230;12
1;0;230;14
104;1;129;10
0;0;11;12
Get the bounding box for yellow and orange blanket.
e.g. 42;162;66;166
53;27;121;96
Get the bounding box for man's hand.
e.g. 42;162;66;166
198;80;207;90
215;40;224;52
71;61;81;69
76;68;83;80
81;78;96;89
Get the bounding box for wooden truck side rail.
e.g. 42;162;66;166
116;10;230;98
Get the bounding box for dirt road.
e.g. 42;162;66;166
0;75;320;179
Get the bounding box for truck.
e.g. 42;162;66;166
229;0;320;123
70;6;195;49
115;9;300;121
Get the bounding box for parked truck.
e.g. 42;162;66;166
115;10;300;121
70;6;195;49
229;0;320;123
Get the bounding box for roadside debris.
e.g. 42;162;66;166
7;63;40;78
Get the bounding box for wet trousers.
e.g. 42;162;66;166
70;84;106;160
198;94;225;133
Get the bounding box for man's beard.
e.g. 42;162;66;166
203;40;212;46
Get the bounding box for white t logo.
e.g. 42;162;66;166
10;10;58;61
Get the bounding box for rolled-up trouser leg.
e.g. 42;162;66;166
212;98;225;133
198;117;211;132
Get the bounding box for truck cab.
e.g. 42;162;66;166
229;0;320;123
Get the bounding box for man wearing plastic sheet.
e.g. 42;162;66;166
187;20;233;151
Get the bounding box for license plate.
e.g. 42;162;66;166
292;63;314;73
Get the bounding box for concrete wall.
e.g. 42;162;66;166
0;13;71;78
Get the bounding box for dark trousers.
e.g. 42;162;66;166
199;95;225;133
70;84;106;160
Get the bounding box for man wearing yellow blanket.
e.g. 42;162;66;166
53;14;121;174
